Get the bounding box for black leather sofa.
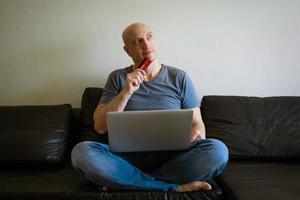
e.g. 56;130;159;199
1;87;299;200
201;96;300;200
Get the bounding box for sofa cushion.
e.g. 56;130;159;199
80;87;108;143
219;161;300;200
0;159;77;200
0;104;72;164
201;96;300;159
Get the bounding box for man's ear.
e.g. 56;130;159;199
123;46;131;57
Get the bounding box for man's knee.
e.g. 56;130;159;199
194;139;229;171
71;141;91;169
72;141;93;158
71;141;108;170
209;139;229;165
204;139;229;177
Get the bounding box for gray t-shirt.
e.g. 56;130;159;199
99;65;199;111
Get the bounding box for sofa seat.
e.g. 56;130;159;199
220;161;300;200
0;161;77;200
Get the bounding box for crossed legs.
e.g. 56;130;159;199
71;139;228;192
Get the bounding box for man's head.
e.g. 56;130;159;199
122;23;157;65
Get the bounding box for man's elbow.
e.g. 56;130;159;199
94;122;107;134
93;106;108;134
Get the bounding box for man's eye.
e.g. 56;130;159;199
147;35;152;40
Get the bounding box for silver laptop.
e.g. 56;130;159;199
107;109;193;152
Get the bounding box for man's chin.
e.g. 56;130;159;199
144;55;157;61
143;52;156;60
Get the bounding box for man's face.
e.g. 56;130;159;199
123;24;157;65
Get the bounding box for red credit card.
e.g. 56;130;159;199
139;59;152;70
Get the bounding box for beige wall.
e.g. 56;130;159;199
1;0;300;107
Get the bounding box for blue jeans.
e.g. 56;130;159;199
71;139;228;192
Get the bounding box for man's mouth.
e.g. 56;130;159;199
144;50;154;55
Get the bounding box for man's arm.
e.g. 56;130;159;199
93;90;131;134
191;107;206;141
93;69;146;134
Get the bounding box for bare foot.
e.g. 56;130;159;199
177;181;212;192
99;185;108;191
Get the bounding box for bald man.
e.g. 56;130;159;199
71;23;228;192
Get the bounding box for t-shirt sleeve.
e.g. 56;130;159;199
98;71;121;105
180;72;200;109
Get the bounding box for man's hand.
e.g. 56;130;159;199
94;69;147;134
123;69;147;95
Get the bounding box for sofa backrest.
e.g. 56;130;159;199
201;96;300;160
0;104;72;164
79;87;108;143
